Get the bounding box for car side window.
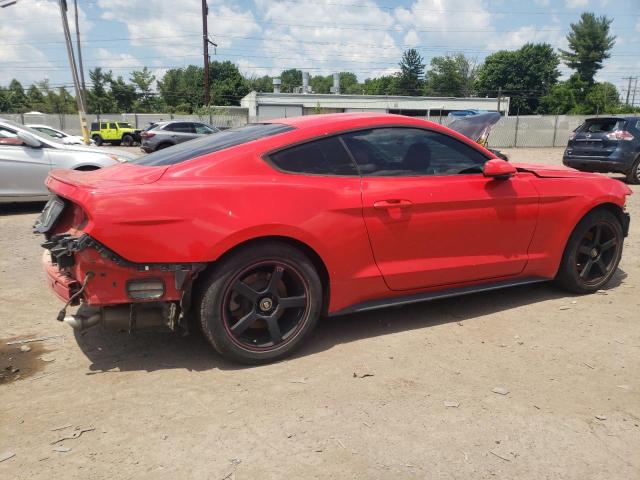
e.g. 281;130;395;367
195;124;214;134
0;126;23;147
340;127;489;176
109;122;118;129
100;123;107;130
269;136;358;176
165;122;195;133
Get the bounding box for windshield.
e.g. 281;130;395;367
118;122;132;129
134;123;294;166
0;119;64;144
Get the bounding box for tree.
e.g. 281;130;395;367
362;75;398;95
87;67;116;113
339;72;360;94
26;84;46;112
246;75;273;93
310;75;332;94
396;49;425;96
209;61;249;106
584;82;620;113
7;79;28;113
559;12;615;84
424;54;478;97
279;69;303;93
108;75;137;112
477;43;560;114
130;67;157;112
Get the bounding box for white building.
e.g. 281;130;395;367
240;92;510;122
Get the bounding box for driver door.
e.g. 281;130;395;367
342;127;539;291
0;125;51;200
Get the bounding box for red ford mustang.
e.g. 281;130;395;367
36;113;631;364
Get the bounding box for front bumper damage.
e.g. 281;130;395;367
41;232;206;332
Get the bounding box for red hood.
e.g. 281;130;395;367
49;163;167;189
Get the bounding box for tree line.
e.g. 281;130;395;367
1;12;637;116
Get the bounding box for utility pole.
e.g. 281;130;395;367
58;0;89;144
623;76;634;106
202;0;210;106
632;77;638;108
73;0;87;106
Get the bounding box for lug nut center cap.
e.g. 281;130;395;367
259;298;273;312
590;248;599;259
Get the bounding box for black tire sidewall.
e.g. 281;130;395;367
121;134;133;146
198;242;322;364
556;209;624;294
92;135;102;146
627;156;640;185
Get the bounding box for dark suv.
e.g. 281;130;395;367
563;116;640;184
140;121;219;153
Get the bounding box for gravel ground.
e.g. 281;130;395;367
0;148;638;479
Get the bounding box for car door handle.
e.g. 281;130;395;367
373;199;413;209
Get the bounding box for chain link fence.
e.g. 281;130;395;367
1;110;625;148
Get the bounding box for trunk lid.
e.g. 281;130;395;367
568;118;625;157
49;163;167;189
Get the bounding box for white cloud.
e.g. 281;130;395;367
636;19;640;33
97;0;260;59
534;0;550;5
403;30;420;48
0;0;90;86
251;0;402;80
565;0;589;8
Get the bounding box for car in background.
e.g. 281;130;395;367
0;118;134;203
90;121;141;147
140;120;220;153
37;113;631;364
27;124;95;146
563;116;640;184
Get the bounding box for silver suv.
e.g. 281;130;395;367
140;121;220;153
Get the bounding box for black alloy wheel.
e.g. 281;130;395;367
555;209;624;294
222;261;309;350
198;242;322;364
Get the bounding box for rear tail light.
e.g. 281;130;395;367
606;130;634;141
141;131;155;139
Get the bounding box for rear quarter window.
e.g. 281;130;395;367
268;136;358;175
134;123;294;166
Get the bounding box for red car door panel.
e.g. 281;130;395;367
361;173;539;291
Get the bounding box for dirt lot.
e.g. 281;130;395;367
1;148;638;479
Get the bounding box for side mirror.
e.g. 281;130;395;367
17;131;43;148
55;133;65;138
483;159;516;179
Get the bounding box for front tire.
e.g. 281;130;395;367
555;209;624;294
92;135;103;146
197;242;322;364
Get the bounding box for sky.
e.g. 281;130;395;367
1;0;639;102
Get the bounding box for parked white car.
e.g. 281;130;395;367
26;124;95;146
1;118;135;203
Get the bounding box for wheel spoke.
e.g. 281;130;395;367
579;259;594;279
596;258;608;275
593;225;602;245
279;295;306;309
230;311;259;336
578;245;592;256
232;281;259;302
267;266;284;294
599;238;617;251
266;317;282;344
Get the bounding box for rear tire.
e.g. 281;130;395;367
92;135;103;146
197;242;322;364
554;209;624;294
626;156;640;185
121;134;133;147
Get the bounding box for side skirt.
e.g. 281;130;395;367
329;277;549;317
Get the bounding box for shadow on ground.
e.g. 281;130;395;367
0;202;46;217
73;268;626;374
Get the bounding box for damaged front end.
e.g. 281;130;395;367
36;196;206;334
